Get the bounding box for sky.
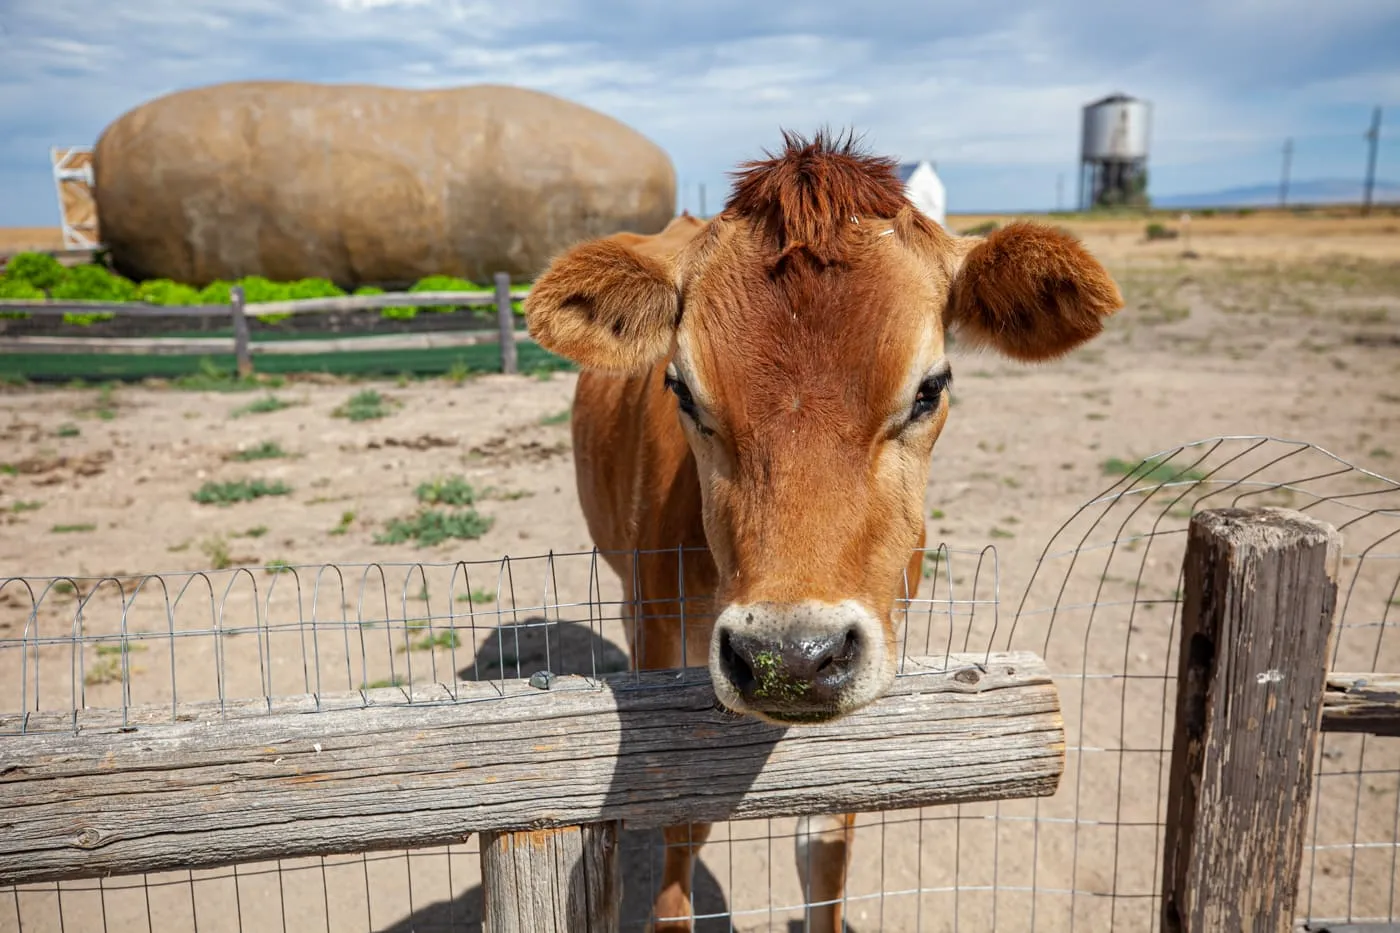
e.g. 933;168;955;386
1;0;1398;226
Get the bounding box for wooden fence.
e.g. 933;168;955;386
0;506;1396;931
0;271;531;375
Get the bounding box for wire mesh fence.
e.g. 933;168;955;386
2;434;1397;932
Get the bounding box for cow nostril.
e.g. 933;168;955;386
819;629;860;670
719;631;754;692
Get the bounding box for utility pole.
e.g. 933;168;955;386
1362;106;1382;216
699;183;707;218
1279;138;1293;207
1056;173;1064;211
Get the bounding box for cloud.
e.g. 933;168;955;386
1;0;1396;224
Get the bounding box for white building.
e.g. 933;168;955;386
897;160;947;229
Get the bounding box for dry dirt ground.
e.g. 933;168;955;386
2;211;1400;932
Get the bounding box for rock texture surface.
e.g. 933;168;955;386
92;81;676;286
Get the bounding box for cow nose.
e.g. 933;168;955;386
718;627;862;707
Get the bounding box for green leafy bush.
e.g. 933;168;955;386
137;278;202;306
353;285;385;296
409;275;482;292
406;275;483;317
46;265;137;324
235;275;289;304
0;276;41;318
4;252;66;291
50;264;137;302
285;277;346;300
0;276;43;299
198;280;233;305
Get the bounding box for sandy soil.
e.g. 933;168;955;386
2;218;1400;932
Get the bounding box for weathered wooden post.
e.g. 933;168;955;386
481;823;621;932
230;285;253;378
495;272;517;375
1160;507;1342;933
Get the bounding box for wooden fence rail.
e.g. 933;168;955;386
0;279;532;375
0;651;1063;890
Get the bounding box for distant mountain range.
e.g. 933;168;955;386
1152;178;1399;209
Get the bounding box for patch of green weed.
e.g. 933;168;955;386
192;479;292;505
375;508;494;548
334;389;395;422
399;630;462;653
1102;454;1207;485
230;440;288;462
329;510;356;536
415;475;478;507
232;395;292;418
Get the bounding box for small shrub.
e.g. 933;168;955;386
84;656;122;686
51;523;97;533
333;389;392;421
399;630;462;653
232;395;291;417
285;277;346;300
55;423;80;438
410;274;482;293
8;500;42;513
230;440;288;462
539;409;571;426
192;478;292;505
197;281;234;305
457;587;497;604
0;276;43;316
137;278;201;306
51;264;137;303
960;220;1000;236
415;475;478;507
265;559;294;574
1144;222;1179;241
375;508;494;547
1102;454;1206;484
201;536;233;570
3;252;66;290
405;275;483;316
329;510;356;536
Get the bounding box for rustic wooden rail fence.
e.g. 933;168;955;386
0;272;532;375
1;506;1397;931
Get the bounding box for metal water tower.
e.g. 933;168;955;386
1077;93;1152;210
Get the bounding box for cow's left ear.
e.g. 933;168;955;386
943;221;1123;362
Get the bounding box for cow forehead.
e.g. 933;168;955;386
674;224;946;427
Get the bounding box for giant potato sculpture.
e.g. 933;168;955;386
92;81;676;287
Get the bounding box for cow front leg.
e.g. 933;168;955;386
651;821;713;932
795;812;856;933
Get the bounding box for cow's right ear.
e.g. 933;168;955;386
524;239;681;373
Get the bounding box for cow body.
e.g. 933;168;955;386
525;131;1123;931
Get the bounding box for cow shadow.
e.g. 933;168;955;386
377;616;756;932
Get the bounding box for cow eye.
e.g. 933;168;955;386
664;371;695;412
664;370;711;435
911;370;951;421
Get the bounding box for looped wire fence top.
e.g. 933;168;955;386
2;434;1398;932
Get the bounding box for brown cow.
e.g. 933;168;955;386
523;130;1122;932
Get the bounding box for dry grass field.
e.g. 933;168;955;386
2;210;1399;932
